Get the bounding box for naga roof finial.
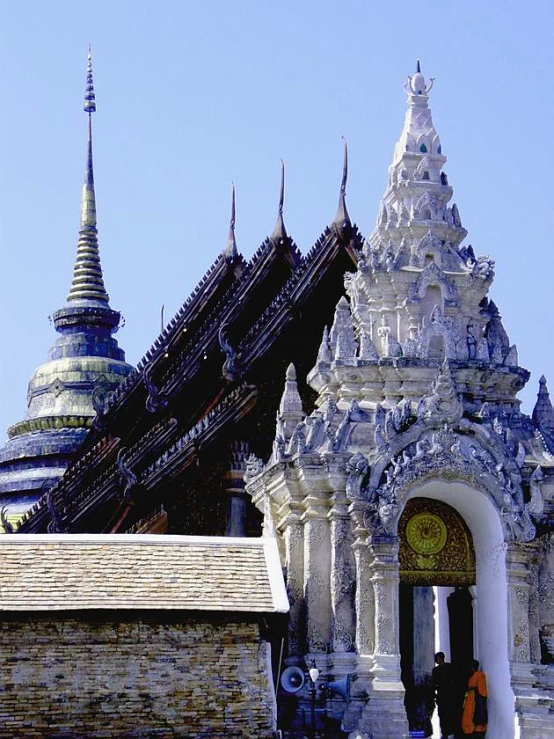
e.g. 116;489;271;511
271;159;287;242
66;47;110;305
224;182;238;261
333;136;351;232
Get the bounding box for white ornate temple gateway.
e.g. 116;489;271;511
246;64;554;739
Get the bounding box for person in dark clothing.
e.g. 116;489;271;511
432;652;458;739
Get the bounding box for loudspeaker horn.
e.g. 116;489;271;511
326;673;351;702
280;665;305;693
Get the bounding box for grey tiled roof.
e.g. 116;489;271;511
0;534;288;614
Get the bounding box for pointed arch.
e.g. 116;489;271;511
409;261;459;305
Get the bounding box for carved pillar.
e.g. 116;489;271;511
341;501;374;737
356;533;409;739
538;535;554;663
506;542;533;664
506;540;538;723
370;535;401;672
330;489;356;656
303;489;332;655
224;441;249;537
283;509;305;658
507;541;554;739
350;501;374;659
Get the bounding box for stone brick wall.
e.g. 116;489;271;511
0;612;277;738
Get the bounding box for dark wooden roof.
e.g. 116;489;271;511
18;220;361;535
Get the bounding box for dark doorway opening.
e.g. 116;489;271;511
398;497;476;738
400;585;474;738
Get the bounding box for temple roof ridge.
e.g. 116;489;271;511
134;250;241;375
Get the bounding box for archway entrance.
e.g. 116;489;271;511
398;497;476;736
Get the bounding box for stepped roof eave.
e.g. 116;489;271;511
89;249;246;425
17;382;259;533
247;231;302;276
18;220;362;534
299;222;361;278
134;250;246;374
85;230;303;430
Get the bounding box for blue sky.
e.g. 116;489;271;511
1;0;553;435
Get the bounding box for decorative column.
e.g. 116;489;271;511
341;500;374;738
329;482;357;675
370;535;402;676
506;542;533;664
359;533;409;739
224;441;249;537
302;486;332;656
283;506;306;658
538;536;554;663
506;540;537;718
350;501;374;661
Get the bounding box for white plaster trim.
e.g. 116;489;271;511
411;481;515;739
263;538;290;614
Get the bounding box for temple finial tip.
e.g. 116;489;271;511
333;137;351;231
84;47;96;114
271;160;287;241
224;182;238;260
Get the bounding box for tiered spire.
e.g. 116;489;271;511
275;363;304;443
0;50;133;520
66;48;110;305
370;60;466;255
532;376;554;440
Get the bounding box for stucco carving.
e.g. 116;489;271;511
409;262;458;305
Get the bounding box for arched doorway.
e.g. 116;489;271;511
398;497;476;736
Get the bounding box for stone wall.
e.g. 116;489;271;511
0;612;277;738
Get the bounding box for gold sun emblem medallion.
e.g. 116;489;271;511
405;512;447;555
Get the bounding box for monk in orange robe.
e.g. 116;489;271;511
461;659;488;737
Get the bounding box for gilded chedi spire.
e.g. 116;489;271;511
67;49;110;305
0;50;133;528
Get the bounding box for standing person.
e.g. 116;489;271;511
432;652;457;739
461;660;488;737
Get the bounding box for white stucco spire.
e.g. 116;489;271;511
395;59;437;166
370;61;467;253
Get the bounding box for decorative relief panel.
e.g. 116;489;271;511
399;497;476;586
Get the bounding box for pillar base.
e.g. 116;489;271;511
354;685;408;739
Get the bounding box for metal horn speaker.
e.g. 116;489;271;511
280;665;305;693
326;673;351;701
